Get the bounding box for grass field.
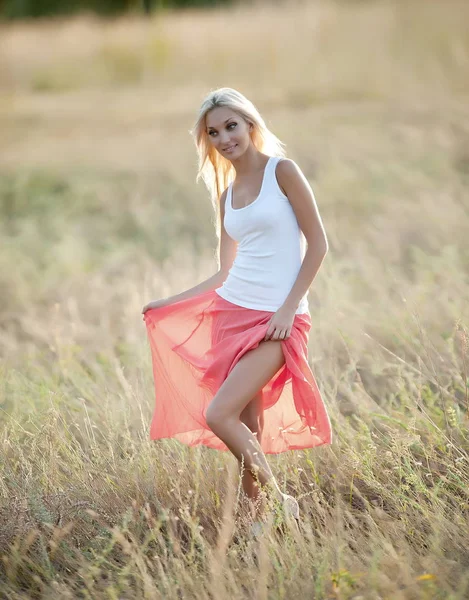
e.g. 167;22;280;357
1;0;469;597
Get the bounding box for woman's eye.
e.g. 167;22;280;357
209;123;236;136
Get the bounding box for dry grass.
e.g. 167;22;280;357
1;0;469;598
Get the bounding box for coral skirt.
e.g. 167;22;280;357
143;288;332;454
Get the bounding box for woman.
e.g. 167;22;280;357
142;87;332;533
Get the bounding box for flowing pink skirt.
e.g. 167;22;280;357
143;289;332;454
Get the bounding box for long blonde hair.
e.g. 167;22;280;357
189;87;286;239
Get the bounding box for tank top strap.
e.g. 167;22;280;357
225;181;232;212
263;156;282;195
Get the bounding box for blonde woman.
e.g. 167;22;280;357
142;87;332;534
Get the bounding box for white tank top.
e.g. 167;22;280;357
215;156;310;315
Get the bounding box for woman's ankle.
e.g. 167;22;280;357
252;489;268;520
261;477;284;503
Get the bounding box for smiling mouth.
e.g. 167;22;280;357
224;144;237;151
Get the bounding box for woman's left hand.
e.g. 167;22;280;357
264;305;296;342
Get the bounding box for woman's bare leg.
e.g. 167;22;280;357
205;340;286;505
239;392;266;515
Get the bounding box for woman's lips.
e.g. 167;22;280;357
224;144;237;152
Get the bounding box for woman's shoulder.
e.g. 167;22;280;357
275;156;298;171
274;158;302;195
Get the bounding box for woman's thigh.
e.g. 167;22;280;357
206;340;285;424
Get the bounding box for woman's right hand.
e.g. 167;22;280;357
142;299;168;314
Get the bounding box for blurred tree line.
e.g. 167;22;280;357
0;0;233;19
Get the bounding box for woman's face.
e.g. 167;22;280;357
205;107;252;159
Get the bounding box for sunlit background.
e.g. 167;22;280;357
1;0;469;597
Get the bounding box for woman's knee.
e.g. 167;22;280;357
206;405;263;437
205;400;231;432
205;404;218;431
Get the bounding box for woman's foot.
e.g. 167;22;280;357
250;519;266;539
282;494;300;521
281;494;300;531
249;493;300;538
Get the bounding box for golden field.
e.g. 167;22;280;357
0;0;469;597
